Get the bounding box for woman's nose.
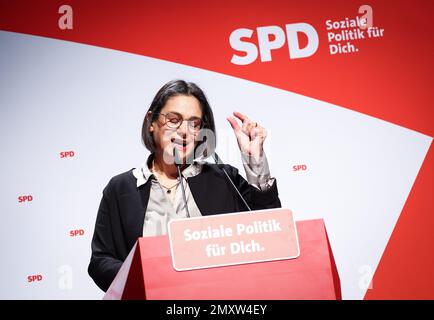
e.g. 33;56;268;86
176;121;188;137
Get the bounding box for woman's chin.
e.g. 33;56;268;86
171;144;195;164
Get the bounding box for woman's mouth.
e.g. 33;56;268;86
171;138;188;152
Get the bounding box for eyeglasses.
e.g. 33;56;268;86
156;112;203;132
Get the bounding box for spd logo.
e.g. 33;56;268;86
230;23;319;65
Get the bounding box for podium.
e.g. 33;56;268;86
103;218;341;300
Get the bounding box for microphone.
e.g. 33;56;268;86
212;152;251;211
173;147;190;218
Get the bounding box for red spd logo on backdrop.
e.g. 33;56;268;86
27;275;43;283
70;229;85;237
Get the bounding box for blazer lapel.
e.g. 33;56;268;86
124;180;152;250
188;166;238;216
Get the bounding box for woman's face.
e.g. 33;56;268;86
150;95;203;164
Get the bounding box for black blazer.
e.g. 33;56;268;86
88;163;281;292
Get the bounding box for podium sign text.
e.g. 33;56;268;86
168;208;299;271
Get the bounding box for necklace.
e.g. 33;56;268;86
159;181;180;194
151;161;180;194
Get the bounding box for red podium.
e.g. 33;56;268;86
103;218;341;300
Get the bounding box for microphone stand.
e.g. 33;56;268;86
173;148;191;218
212;152;251;211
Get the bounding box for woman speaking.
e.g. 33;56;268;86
88;79;281;292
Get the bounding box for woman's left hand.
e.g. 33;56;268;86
227;111;267;161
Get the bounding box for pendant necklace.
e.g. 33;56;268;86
151;161;180;194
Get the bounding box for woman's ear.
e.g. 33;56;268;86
147;111;154;132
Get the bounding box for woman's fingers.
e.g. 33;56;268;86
231;112;264;140
227;116;242;135
235;111;254;127
251;127;260;140
242;119;251;136
233;111;246;122
228;112;267;158
234;111;258;136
